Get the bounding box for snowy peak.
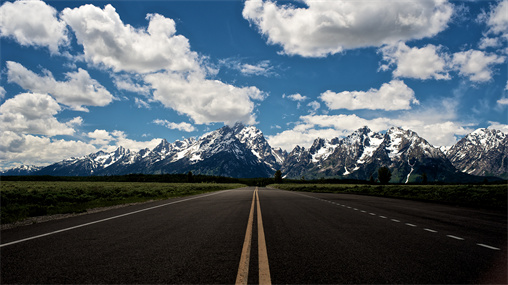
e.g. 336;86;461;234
231;123;285;169
2;125;506;181
309;138;338;164
152;139;171;154
466;128;506;151
385;127;443;160
282;126;456;182
447;128;508;177
0;165;43;175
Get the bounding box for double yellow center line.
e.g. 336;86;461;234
236;187;271;285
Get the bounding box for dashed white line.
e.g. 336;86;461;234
447;235;464;240
477;243;500;250
305;194;497;251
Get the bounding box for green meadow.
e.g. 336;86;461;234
0;181;245;224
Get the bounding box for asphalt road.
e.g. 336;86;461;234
1;187;506;284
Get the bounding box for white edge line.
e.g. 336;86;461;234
1;190;231;248
477;243;500;250
447;235;465;240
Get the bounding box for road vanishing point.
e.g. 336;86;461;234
1;187;506;284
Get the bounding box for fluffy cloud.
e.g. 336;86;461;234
497;98;508;105
320;80;418;111
307;101;320;114
145;72;267;125
0;0;68;54
267;126;343;153
86;129;162;152
0;131;97;169
380;42;450;80
484;0;508;39
87;129;114;145
153;119;196;132
243;0;453;57
488;121;508;133
112;74;151;96
7;61;114;111
283;93;308;102
452;50;506;82
106;130;162;152
380;43;506;82
134;98;151;109
61;4;199;73
478;37;502;50
0;92;78;136
0;86;5;100
61;3;266;125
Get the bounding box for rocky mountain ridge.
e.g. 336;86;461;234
2;125;506;181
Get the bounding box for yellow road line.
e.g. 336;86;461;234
256;188;272;285
235;189;256;285
235;187;272;285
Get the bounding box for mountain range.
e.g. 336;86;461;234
2;123;507;182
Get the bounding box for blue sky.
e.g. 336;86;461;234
0;0;507;170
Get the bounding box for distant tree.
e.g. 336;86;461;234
378;167;391;184
187;171;194;183
421;172;428;184
274;169;283;184
369;174;375;184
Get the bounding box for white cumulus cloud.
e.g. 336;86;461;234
145;71;266;125
86;129;162;152
320;80;418;111
61;4;199;73
0;92;78;136
0;0;68;54
0;131;97;169
153;119;196;132
380;42;451;80
452;50;506;82
488;121;508;133
243;0;453;57
283;93;308;102
484;0;508;39
7;61;114;111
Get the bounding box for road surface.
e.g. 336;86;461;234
1;187;506;284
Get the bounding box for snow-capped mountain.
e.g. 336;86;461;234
446;128;508;179
26;123;283;178
1;125;506;181
0;165;43;176
282;126;462;183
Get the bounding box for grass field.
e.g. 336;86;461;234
0;181;246;224
269;183;507;210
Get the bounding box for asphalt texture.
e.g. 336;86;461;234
1;187;506;284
